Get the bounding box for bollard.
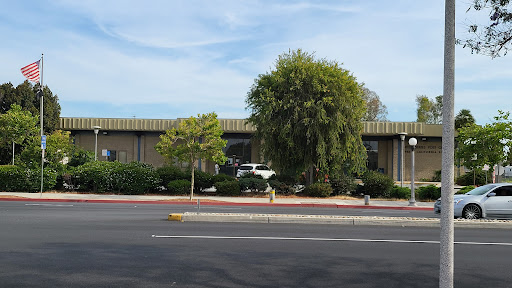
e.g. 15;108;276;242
269;190;275;203
364;195;370;205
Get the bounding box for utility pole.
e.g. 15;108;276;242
440;0;455;287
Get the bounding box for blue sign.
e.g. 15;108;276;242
41;135;46;150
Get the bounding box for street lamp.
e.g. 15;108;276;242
408;137;418;206
398;132;407;187
93;126;101;161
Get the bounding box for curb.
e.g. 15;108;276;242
0;197;432;211
168;212;512;229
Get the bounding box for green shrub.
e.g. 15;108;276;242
192;169;214;192
390;186;411;199
167;179;191;195
111;162;160;195
68;148;95;167
26;167;58;192
215;181;241;196
268;174;296;185
303;183;333;197
330;173;356;195
457;185;475;194
417;184;441;201
432;170;442;182
455;170;487;186
239;177;268;192
0;165;27;192
73;161;123;192
212;173;236;183
156;165;189;186
361;171;394;198
268;179;295;195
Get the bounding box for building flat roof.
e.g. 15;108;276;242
59;117;443;137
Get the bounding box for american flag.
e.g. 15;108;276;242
20;60;40;83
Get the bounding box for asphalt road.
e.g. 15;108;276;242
1;201;511;288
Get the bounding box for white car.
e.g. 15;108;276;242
236;164;276;179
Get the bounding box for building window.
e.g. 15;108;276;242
363;141;378;171
118;151;127;163
220;134;252;175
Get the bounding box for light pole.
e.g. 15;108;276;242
93;126;100;161
409;137;417;206
398;132;407;187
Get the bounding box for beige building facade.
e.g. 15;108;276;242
59;117;446;181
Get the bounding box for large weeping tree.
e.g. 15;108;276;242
246;49;367;184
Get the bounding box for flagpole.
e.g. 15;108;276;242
40;53;44;197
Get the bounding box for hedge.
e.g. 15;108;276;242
167;179;191;195
0;165;27;192
361;170;394;198
215;181;241;196
73;161;159;194
390;186;411;199
416;184;441;201
0;165;57;192
303;183;332;197
156;165;189;186
238;177;268;192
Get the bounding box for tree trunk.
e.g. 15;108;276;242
306;166;315;186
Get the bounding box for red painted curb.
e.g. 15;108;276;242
0;197;433;211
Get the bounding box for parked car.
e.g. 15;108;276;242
434;183;512;219
236;163;276;179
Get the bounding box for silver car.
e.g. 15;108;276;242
434;183;512;219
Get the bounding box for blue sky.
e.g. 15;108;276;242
1;0;511;124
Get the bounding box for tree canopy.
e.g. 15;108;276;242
155;112;227;199
0;81;61;132
456;111;512;172
460;0;512;57
246;49;367;181
416;95;443;124
455;109;476;130
0;81;61;165
0;104;39;164
361;87;388;122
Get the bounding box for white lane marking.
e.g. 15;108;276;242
151;235;512;246
25;204;74;207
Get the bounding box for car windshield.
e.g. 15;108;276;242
466;184;497;196
238;166;253;171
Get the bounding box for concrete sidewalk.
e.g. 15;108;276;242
0;191;434;210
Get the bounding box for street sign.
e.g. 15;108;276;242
41;135;46;150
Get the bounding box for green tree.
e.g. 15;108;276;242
0;104;39;165
155;113;227;200
460;0;512;57
0;81;61;165
0;81;61;132
416;95;442;124
361;87;388;122
19;130;74;170
246;49;367;184
455;109;476;130
456;111;512;173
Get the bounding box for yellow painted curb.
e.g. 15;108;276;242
168;213;183;221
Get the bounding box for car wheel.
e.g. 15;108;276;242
463;204;482;219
